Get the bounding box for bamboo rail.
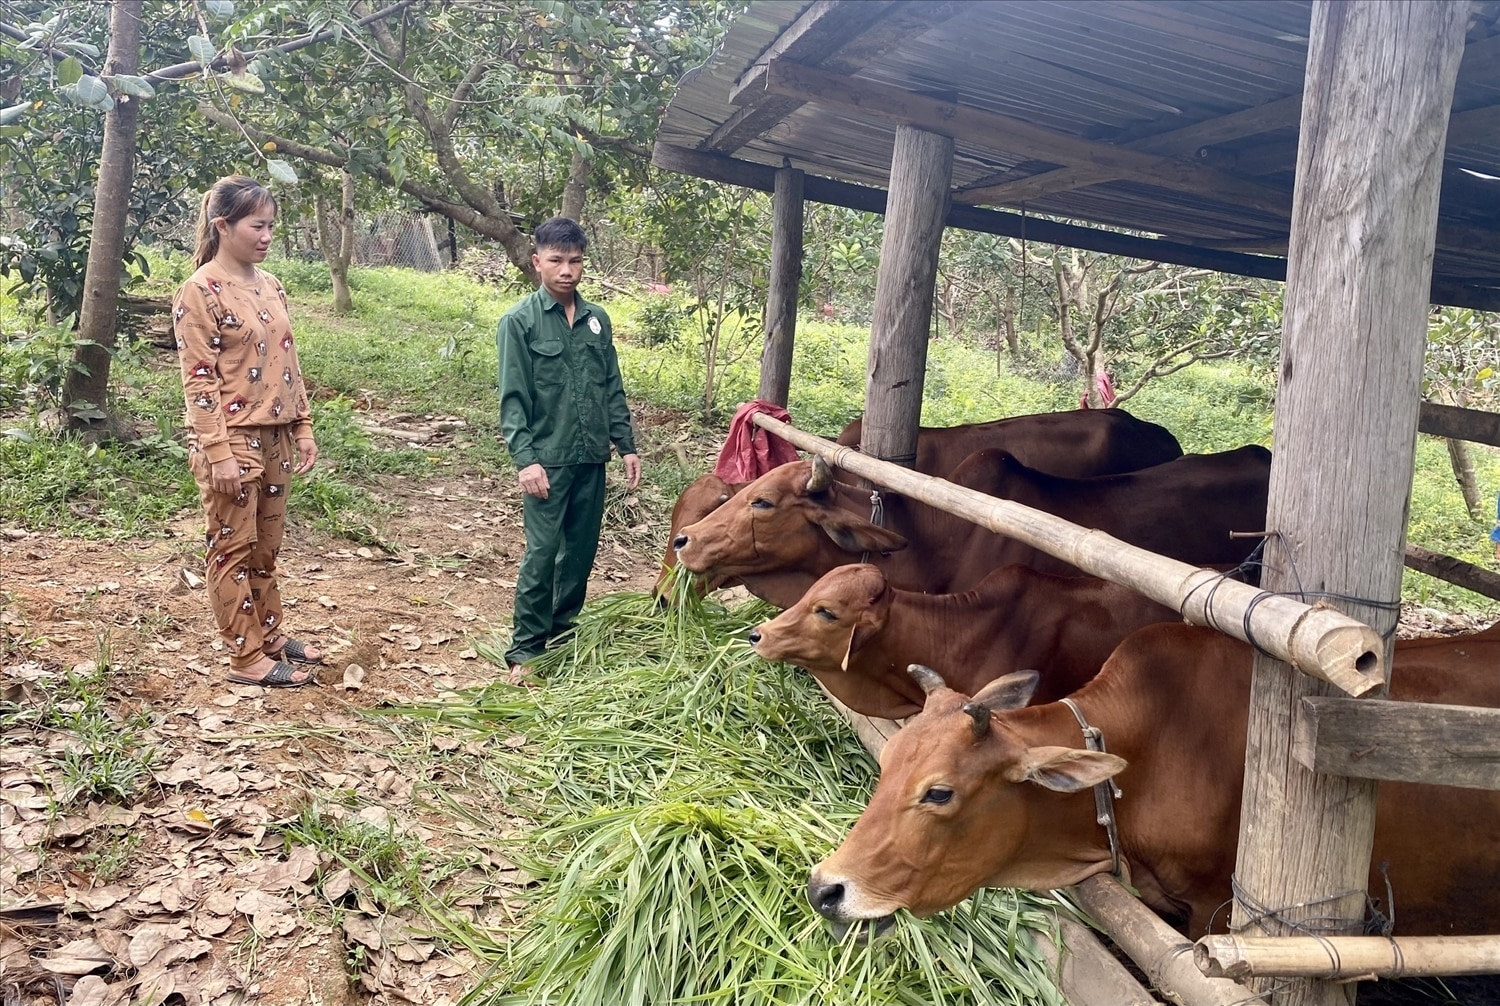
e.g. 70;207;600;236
1195;934;1500;980
750;413;1386;696
1075;877;1270;1006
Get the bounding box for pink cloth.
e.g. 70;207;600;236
713;400;800;483
1080;372;1117;409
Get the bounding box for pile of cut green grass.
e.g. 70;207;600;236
404;584;1067;1006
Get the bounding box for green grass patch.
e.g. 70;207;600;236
395;589;1067;1006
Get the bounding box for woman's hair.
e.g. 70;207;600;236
193;175;277;267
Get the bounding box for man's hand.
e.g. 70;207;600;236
622;453;641;491
294;437;318;475
519;463;550;499
209;457;242;496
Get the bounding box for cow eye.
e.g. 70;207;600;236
750;497;773;509
921;787;953;805
814;606;837;622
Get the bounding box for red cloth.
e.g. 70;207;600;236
713;400;800;483
1080;372;1117;409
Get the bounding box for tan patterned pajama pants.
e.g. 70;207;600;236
189;425;296;671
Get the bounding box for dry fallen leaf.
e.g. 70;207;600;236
323;867;354;901
342;663;367;690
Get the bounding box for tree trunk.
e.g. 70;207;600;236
1445;436;1482;517
561;146;590;223
60;0;143;435
1230;6;1467;1006
315;171;357;314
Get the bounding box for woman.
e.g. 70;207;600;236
173;175;323;687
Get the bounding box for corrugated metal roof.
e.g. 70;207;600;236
658;0;1500;306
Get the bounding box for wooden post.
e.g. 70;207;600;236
758;164;804;406
1231;5;1469;1006
861;125;952;465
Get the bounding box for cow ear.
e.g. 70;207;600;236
971;670;1039;712
813;508;910;554
1010;746;1127;793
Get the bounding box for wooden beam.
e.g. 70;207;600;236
965;95;1304;205
736;57;1295;218
862;125;952;468
1231;7;1470;1006
1196;934;1500;980
758;166;803;406
1293;696;1500;790
650;143;1500;312
705;0;964;155
1073;876;1269;1006
1417;401;1500;448
1403;544;1500;603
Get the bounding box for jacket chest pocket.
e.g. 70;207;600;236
530;339;567;386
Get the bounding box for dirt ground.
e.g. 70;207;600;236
0;414;665;1006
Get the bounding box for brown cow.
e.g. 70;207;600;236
747;563;1181;719
672;446;1270;607
653;409;1182;597
808;623;1500;939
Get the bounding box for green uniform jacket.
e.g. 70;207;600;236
497;287;637;469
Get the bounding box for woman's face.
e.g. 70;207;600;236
215;205;276;269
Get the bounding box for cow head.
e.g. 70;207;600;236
747;564;892;672
806;665;1125;936
672;459;908;581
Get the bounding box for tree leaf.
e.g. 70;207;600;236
205;0;236;17
108;74;155;99
0;103;29;126
218;70;264;94
187;35;216;68
58;56;83;86
265;159;299;186
73;75;113;111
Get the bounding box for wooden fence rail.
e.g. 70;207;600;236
749;413;1386;696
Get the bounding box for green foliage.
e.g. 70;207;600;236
0;2;222;320
399;591;1066;1006
0;312;82;410
0;424;197;537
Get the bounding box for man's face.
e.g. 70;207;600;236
533;244;584;303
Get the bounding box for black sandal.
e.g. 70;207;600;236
268;637;325;665
227;661;316;688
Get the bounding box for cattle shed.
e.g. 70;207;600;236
653;3;1500;1006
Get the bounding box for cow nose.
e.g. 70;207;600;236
672;533;689;551
807;876;846;919
748;629;761;645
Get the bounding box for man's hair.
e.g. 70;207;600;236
533;217;588;254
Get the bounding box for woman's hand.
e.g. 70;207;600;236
295;437;318;475
209;457;242;496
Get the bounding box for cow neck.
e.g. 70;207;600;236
883;575;1039;698
1060;697;1123;878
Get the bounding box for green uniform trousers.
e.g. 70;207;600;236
506;462;606;666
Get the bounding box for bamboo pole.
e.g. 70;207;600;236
1074;876;1269;1006
1195;935;1500;981
749;412;1386;696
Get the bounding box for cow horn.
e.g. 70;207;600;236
805;456;833;493
962;701;991;740
908;664;946;695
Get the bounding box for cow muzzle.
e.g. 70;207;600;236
806;868;896;939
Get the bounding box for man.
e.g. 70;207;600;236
497;217;642;681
